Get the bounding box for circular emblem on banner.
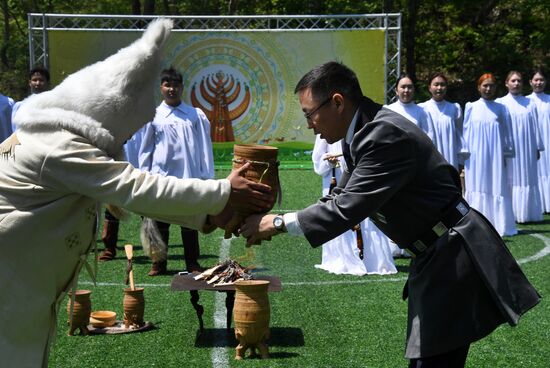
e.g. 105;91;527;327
165;33;287;143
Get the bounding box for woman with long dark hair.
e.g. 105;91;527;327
419;73;468;170
497;71;544;223
527;68;550;213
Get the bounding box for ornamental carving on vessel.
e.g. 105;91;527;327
191;71;250;142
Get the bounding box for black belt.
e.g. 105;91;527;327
406;198;470;257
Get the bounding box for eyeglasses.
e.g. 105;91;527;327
304;96;332;120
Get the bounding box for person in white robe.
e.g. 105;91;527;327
385;74;437;146
139;67;215;275
496;71;544;223
312;135;397;275
528;68;550;213
97;129;146;262
0;92;14;141
463;73;517;236
419;73;469;170
384;74;433;256
11;66;51;131
0;20;273;368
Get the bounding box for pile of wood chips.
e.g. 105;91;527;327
193;259;253;287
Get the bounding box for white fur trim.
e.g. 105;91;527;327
13;18;173;157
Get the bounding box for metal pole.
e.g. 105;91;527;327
27;13;33;68
384;14;389;104
42;13;49;69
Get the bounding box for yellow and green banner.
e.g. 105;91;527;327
48;29;385;162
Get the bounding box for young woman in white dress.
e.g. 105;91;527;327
496;71;544;223
384;74;433;256
385;74;437;146
419;73;469;170
463;73;517;236
527;68;550;213
312;135;397;275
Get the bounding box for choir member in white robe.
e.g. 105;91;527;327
385;74;438;146
528;68;550;213
496;71;544;223
97;129;146;262
0;92;14;141
312;135;397;275
123;126;145;168
463;73;517;236
139;67;215;275
419;73;469;169
385;74;433;256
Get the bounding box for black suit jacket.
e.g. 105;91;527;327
299;100;460;248
298;97;540;358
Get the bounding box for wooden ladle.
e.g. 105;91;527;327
124;244;135;290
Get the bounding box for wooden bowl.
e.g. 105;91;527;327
90;310;116;327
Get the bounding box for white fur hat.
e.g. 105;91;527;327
14;18;173;157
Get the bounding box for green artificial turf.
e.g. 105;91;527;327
49;169;550;367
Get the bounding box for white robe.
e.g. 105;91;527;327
528;92;550;213
463;98;517;236
312;136;397;275
385;100;438;146
123;126;144;168
0;93;14;141
497;93;544;223
0;129;230;368
418;98;468;169
139;101;214;180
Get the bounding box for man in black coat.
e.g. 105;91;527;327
241;61;540;367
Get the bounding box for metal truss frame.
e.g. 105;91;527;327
28;13;401;103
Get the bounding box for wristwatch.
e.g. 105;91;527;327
273;214;286;232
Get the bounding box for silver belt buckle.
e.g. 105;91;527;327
456;201;469;216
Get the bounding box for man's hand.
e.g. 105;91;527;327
240;213;279;246
227;162;275;213
324;153;341;167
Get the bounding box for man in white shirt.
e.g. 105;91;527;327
11;66;50;130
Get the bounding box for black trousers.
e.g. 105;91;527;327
104;208;119;223
409;344;470;368
155;220;200;267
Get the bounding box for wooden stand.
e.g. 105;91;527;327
170;274;281;335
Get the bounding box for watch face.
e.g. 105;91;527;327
274;216;283;228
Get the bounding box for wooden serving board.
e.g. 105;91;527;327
87;321;155;335
170;274;282;292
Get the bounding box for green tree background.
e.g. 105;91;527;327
1;0;548;105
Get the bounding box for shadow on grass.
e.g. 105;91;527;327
194;327;305;348
395;264;410;273
516;228;550;235
520;218;550;226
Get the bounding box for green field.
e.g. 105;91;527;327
49;169;550;367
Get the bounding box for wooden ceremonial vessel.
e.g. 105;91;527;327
224;144;280;239
233;280;271;360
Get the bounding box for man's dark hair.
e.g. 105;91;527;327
160;66;183;84
29;66;50;82
294;61;363;104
